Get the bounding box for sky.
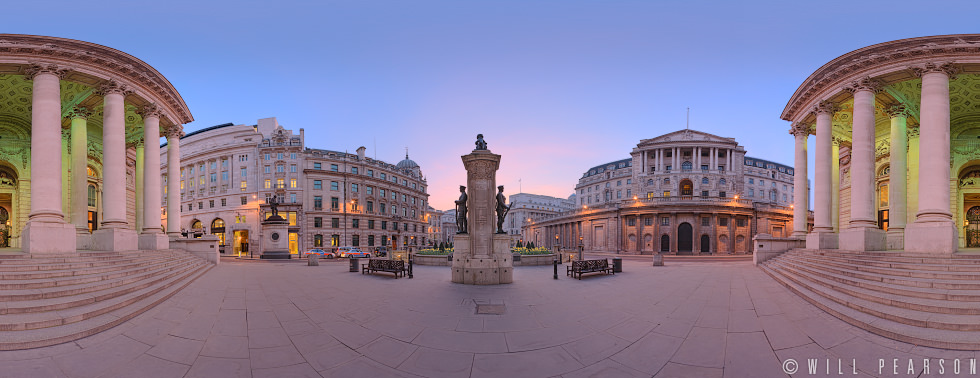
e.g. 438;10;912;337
7;0;980;210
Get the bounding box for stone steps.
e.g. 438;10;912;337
0;250;212;350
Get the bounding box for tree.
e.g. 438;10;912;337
528;241;535;249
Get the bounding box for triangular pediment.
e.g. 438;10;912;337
637;129;736;146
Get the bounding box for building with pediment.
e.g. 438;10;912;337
524;129;804;254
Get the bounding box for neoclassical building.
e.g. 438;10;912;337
166;118;430;255
783;34;980;253
0;34;188;254
525;130;802;254
502;192;575;241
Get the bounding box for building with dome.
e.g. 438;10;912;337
524;129;804;254
167;117;429;256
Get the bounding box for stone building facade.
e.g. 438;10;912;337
166;117;429;256
525;129;803;254
502;192;575;243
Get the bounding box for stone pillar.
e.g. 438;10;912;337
832;138;841;232
886;105;909;250
138;105;169;250
906;128;920;225
840;78;886;251
905;63;958;254
166;126;183;238
790;122;809;238
728;149;733;174
807;102;838;249
711;148;717;171
673;148;678;171
21;64;77;254
92;81;137;252
695;147;701;170
69;107;91;240
451;145;513;284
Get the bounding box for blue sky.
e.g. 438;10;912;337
8;0;979;210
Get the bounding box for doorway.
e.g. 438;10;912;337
233;230;249;256
677;223;693;254
700;235;710;253
968;206;980;248
660;235;669;252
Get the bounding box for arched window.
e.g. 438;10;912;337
87;184;97;207
719;178;727;186
191;219;203;229
681;161;692;172
663;178;670;185
701;177;709;185
646;179;653;186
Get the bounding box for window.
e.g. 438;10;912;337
366;186;373;195
719;191;726;198
660;216;670;226
367;201;374;212
393;222;398;230
701;190;709;197
264;166;271;174
331;234;340;247
749;189;755;197
719;178;727;186
314;180;322;190
290;179;297;188
663;191;670;197
736;218;746;227
759;180;765;186
663;178;670;185
331;182;339;191
368;235;375;246
617;180;621;186
264;153;270;161
314;162;321;170
241;196;247;205
290;193;296;203
380;189;386;197
276;178;284;188
276;165;284;173
627;179;632;184
290;165;297;173
330;164;338;172
381;173;386;180
331;197;339;210
380;203;386;213
702;178;709;185
352;235;359;246
331;218;340;228
626;189;631;198
315;217;323;227
665;165;672;172
221;198;226;207
352;219;359;228
681;161;692;172
352;167;358;174
628;217;636;226
264;179;271;189
748;178;754;184
368;220;375;229
783;194;787;202
701;165;708;171
617;190;621;199
290;153;296;159
368;169;374;177
277;153;283;160
352;184;358;193
200;177;205;185
644;217;653;226
314;234;323;247
198;201;203;209
210;173;217;183
720;217;729;226
382;221;387;230
188;203;193;211
239;155;248;162
702;217;710;226
314;196;322;209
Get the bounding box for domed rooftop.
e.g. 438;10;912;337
396;153;419;169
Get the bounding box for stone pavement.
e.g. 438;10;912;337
1;258;978;378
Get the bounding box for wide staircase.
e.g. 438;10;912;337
0;250;212;350
761;249;980;350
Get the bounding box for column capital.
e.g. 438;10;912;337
886;104;912;119
812;100;839;115
95;79;134;97
832;136;847;146
909;62;960;80
22;62;70;80
65;106;92;120
136;103;163;119
164;125;185;139
907;126;920;139
788;122;812;137
843;77;882;94
127;134;145;149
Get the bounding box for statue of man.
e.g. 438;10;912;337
495;185;511;234
268;195;280;218
475;134;488;150
455;185;468;234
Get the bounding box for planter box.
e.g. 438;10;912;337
413;254;451;266
515;253;556;266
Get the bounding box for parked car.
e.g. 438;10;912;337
373;246;388;257
338;247;370;258
305;248;335;259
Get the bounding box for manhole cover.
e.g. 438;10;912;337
476;304;506;315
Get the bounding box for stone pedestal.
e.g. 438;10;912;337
886;229;905;250
139;233;170;250
261;216;291;259
839;227;886;252
92;227;137;252
451;147;513;285
22;221;77;254
805;231;838;250
904;221;958;254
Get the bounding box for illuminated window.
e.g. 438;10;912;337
663;191;670;197
264;179;271;189
290;179;297;188
277;178;284;188
240;181;247;191
87;184;97;207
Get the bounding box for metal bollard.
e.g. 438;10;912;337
408;256;414;279
553;259;558;280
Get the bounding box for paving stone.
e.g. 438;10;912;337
320;319;383;350
560;359;648;378
0;357;69;378
247;326;291;349
759;314;811;351
100;354;190;378
200;335;249;359
184;356;251;378
245;311;280;330
289;330;341;354
724;332;785;378
304;344;361;372
414;328;508;353
357;336;418;368
610;331;684;374
252;362;322;378
324;356;415;378
472;346;584;378
504;321;593;352
561;331;630;366
248;345;305;370
146;335;204;365
655;362;724;378
396;347;473;378
605;318;657;342
670;326;727;368
53;335;150;378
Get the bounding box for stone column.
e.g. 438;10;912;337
728;149;733;174
166;126;184;238
790;122;809;238
905;63;958;254
451;145;513;284
807;102;838;249
832;138;841;232
711;147;717;171
695;147;701;170
69;107;91;237
92;81;137;251
21;64;76;254
886;105;909;250
138;105;169;249
840;78;886;251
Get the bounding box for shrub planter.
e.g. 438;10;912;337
516;253;556;266
413;254;452;266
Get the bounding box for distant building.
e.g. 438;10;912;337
425;206;444;244
441;209;457;243
503;192;575;243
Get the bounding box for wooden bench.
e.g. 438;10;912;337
567;259;614;280
362;259;406;278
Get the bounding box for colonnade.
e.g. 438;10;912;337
795;63;958;253
20;64;183;253
640;147;737;173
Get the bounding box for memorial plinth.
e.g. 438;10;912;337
260;214;291;259
451;148;513;285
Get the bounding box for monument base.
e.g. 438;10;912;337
92;227;138;252
904;221;958;254
805;231;838;250
451;234;513;285
139;232;170;250
261;217;292;260
838;226;886;252
22;220;77;254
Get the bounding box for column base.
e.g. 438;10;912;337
805;231;838;250
22;221;77;254
886;229;905;250
92;227;138;252
839;227;886;252
76;230;92;251
139;233;170;250
904;221;958;254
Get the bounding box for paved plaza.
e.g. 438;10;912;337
1;257;978;378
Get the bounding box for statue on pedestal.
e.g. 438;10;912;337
268;195;280;218
475;134;487;150
495;185;511;234
455;185;468;234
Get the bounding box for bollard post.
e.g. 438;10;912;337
553;259;558;280
408;255;414;279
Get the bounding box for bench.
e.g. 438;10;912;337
567;259;614;280
362;259;407;278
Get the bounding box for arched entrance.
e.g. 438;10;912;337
211;218;226;252
0;164;17;248
967;206;980;248
700;235;710;253
660;234;670;252
677;222;693;254
680;179;694;197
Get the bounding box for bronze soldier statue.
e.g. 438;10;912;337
455;185;468;234
495;185;511;234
